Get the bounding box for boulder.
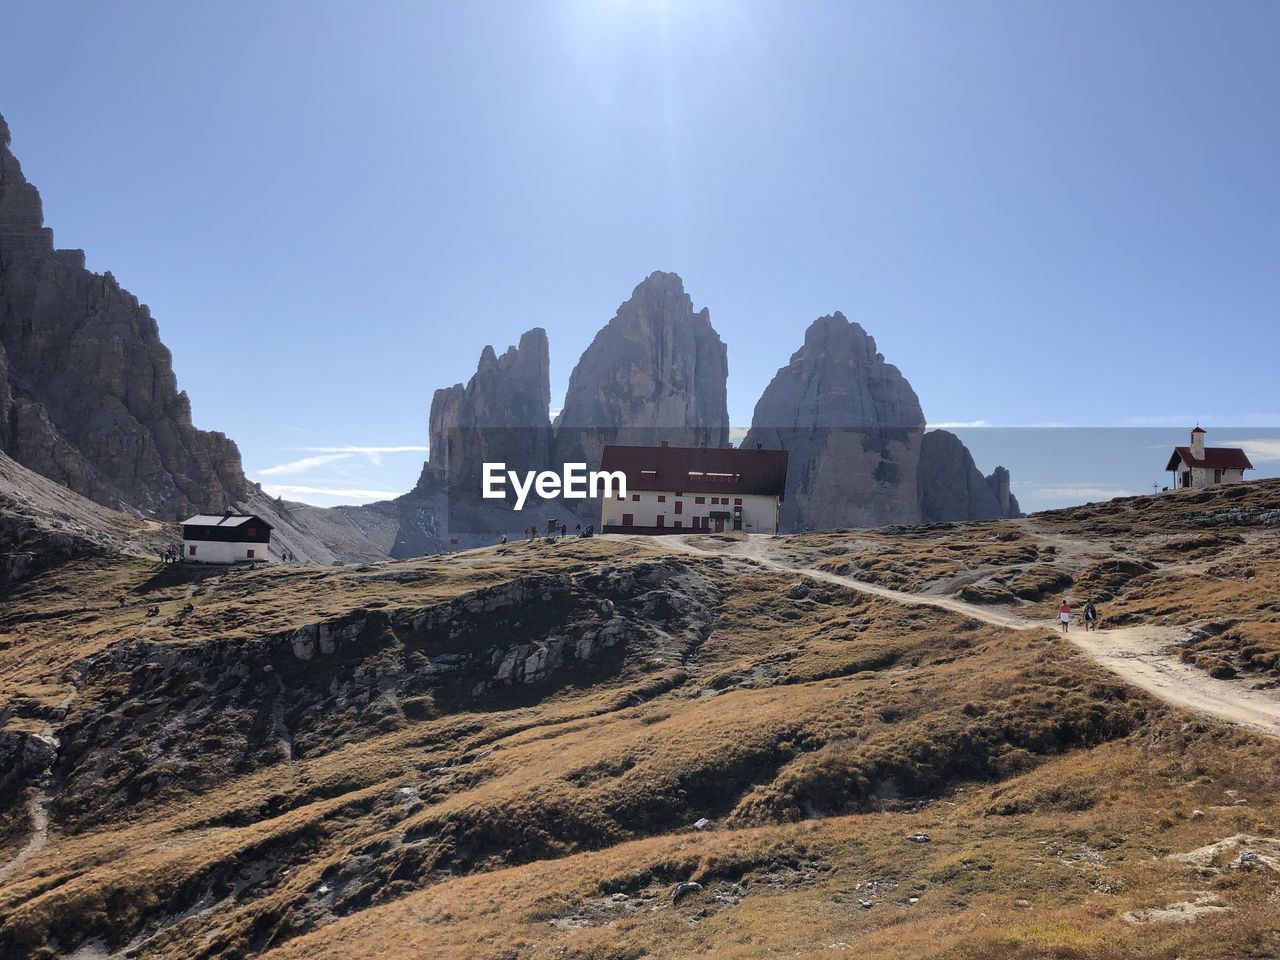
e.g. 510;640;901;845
672;881;704;903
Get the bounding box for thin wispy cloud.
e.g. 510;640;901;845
261;483;401;501
928;420;992;429
258;453;353;476
1022;484;1137;502
251;442;430;505
291;445;430;454
288;444;430;467
257;443;429;476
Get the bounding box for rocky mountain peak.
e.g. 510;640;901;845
744;312;1017;530
554;271;729;471
802;310;871;351
744;312;925;531
423;327;551;488
0;112;247;520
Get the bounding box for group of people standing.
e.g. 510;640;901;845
501;523;592;545
521;523;582;540
1058;599;1099;633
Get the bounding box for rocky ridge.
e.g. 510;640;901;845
0;113;246;522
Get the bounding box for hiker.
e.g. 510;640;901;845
575;523;581;534
1059;599;1071;633
500;534;508;545
560;523;568;538
1084;600;1098;631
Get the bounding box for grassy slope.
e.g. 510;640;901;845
1;487;1279;958
774;479;1280;682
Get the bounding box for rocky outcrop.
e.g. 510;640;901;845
45;559;716;833
743;315;1020;531
744;313;925;531
554;272;729;472
314;329;558;557
422;328;552;493
341;275;733;552
917;430;1019;523
985;465;1021;518
0;112;246;521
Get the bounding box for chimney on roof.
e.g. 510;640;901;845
1191;425;1205;460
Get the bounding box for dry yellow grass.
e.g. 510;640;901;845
3;484;1280;958
768;479;1280;680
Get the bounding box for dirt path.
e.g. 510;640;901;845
0;687;76;886
655;534;1280;739
0;748;53;886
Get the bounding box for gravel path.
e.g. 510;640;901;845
656;533;1280;739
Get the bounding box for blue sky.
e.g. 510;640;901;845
2;1;1278;507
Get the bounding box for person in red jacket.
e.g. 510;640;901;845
1058;600;1071;633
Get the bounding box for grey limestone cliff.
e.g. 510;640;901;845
422;327;552;492
0;112;245;520
744;312;926;531
917;429;1018;523
554;271;729;472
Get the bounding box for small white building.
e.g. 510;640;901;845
599;443;789;534
1165;426;1252;490
180;512;273;564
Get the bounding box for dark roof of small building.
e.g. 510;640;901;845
181;513;273;529
1191;425;1206;434
1165;446;1253;471
600;444;789;499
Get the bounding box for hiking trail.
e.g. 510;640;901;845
655;533;1280;740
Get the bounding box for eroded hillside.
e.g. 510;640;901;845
2;485;1280;958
